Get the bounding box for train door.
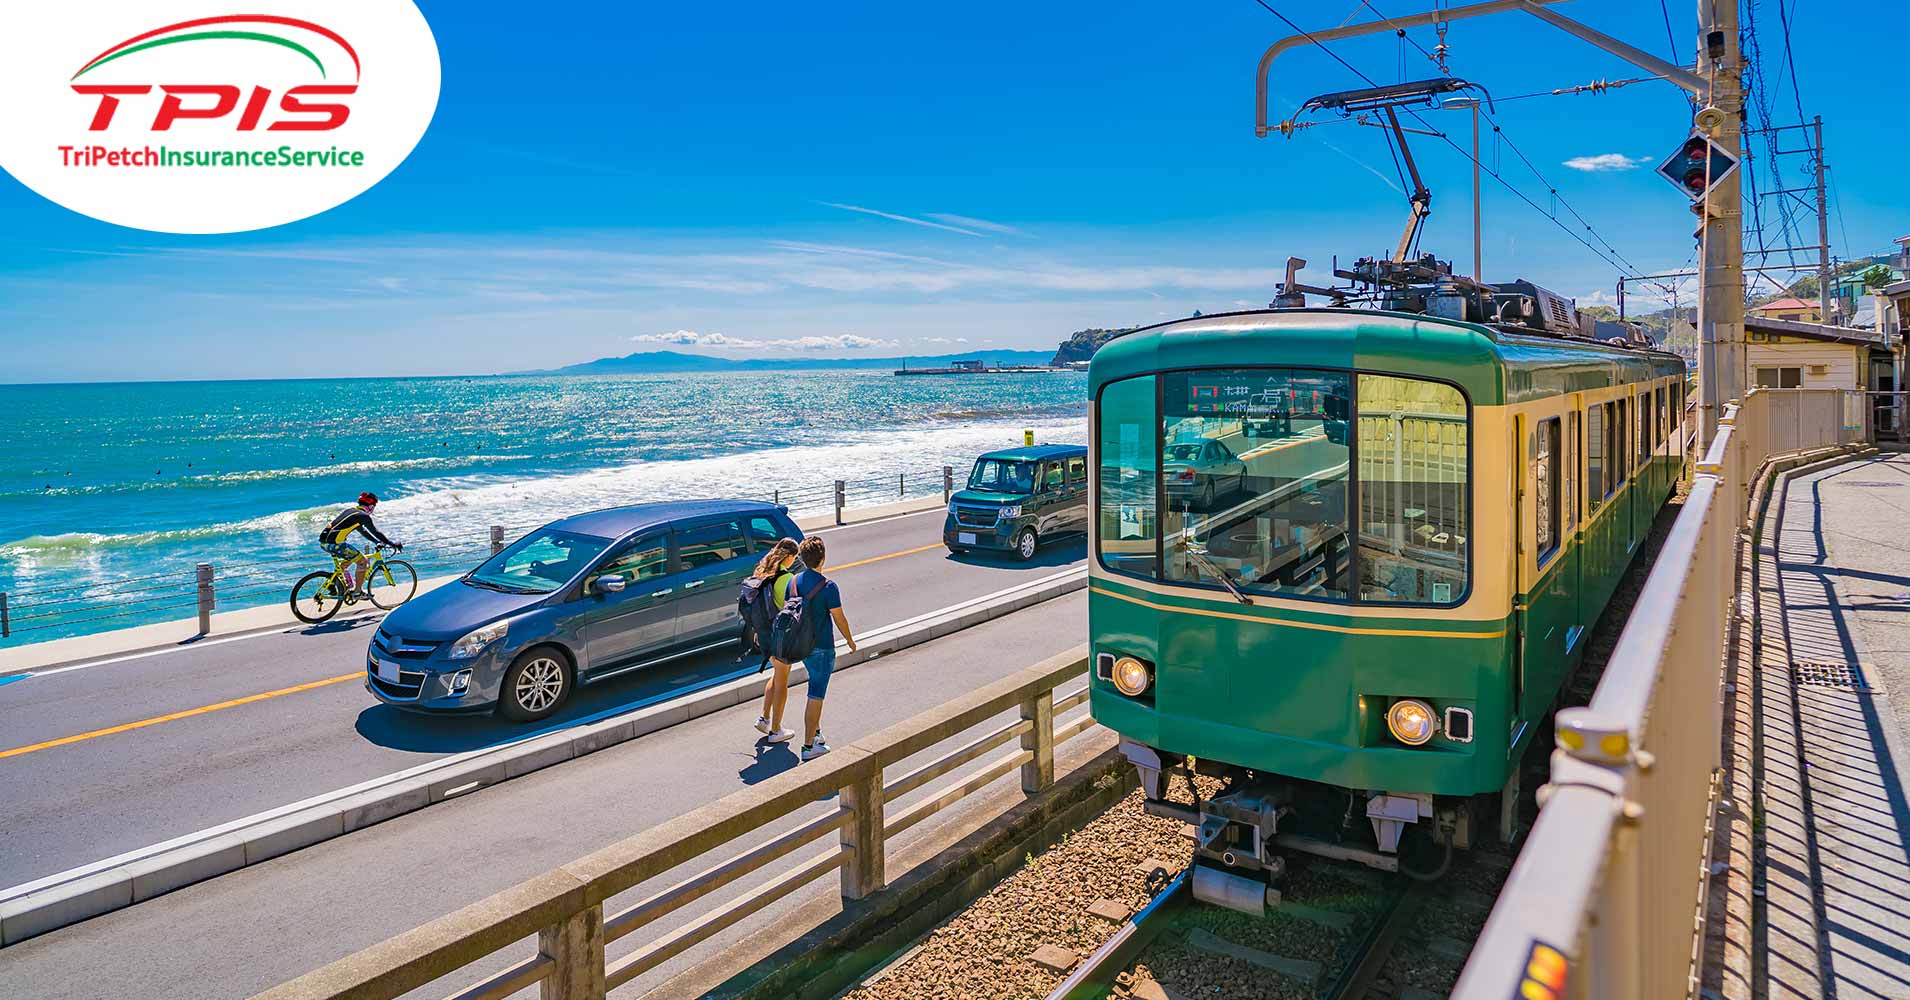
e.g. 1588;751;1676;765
1564;405;1584;663
1511;412;1527;724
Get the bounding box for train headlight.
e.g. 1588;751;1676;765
1111;656;1151;697
1386;699;1438;746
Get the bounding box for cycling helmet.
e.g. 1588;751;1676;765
358;492;379;506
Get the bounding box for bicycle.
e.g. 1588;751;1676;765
288;543;418;624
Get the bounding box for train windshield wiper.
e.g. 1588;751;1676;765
1178;540;1252;605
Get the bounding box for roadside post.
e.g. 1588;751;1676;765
834;480;846;525
898;472;905;498
1;592;9;638
490;525;506;556
943;465;954;502
195;563;214;635
1024;429;1034;446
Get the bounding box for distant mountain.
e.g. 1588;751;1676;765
529;348;1055;376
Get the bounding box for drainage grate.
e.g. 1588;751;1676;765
1793;661;1871;690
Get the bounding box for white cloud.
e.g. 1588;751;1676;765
630;329;894;352
924;213;1024;236
1562;153;1652;172
819;202;984;237
920;336;970;344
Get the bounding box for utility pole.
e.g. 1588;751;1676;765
1814;115;1831;323
1694;1;1744;444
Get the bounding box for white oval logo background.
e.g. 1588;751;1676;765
0;3;440;234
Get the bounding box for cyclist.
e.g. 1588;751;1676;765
320;492;402;596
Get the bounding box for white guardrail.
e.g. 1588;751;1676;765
1452;388;1875;999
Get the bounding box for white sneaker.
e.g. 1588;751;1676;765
800;738;831;761
754;716;771;735
765;728;796;744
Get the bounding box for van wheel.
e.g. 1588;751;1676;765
498;647;571;722
1014;528;1039;561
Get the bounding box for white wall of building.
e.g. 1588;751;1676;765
1746;337;1864;389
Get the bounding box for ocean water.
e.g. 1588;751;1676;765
0;371;1087;645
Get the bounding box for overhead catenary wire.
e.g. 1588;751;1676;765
1248;0;1660;289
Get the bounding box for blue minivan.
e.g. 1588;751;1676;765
366;500;802;721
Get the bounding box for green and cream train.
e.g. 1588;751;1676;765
1086;294;1686;901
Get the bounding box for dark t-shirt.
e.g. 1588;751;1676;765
786;569;842;647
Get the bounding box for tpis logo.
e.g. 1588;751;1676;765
0;3;440;234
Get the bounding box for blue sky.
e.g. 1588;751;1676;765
1;0;1898;382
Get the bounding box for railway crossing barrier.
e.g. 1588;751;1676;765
251;649;1099;1000
1455;388;1872;999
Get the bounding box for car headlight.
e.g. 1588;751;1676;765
448;621;508;659
1386;698;1438;746
1112;656;1151;697
948;499;959;514
997;505;1022;520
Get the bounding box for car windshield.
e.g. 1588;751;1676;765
968;458;1036;494
466;528;612;594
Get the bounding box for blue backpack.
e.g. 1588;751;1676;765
769;575;828;663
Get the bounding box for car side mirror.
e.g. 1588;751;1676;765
594;576;627;595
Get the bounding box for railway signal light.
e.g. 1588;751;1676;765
1657;133;1738;201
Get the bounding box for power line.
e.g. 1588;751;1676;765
1657;0;1679;64
1247;0;1656;286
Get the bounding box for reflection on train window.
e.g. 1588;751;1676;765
1095;376;1158;579
1655;386;1668;447
1356;375;1469;604
1157;369;1353;601
1534;418;1560;565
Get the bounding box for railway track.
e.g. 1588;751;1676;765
1047;861;1438;1000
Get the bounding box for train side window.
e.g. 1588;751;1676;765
1586;403;1606;508
1655;386;1668;447
1565;409;1579;531
1094;375;1158;580
1640;391;1653;463
1614;398;1629;486
1535;418;1560;565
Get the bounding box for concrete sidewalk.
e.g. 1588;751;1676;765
1744;452;1910;999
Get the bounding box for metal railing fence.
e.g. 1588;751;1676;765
251;649;1098;1000
0;462;971;645
1453;388;1871;999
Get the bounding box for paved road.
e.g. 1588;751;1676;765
0;591;1090;1000
0;507;1084;887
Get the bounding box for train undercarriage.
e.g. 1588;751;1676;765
1121;739;1508;915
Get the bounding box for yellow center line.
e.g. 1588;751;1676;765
829;542;946;572
0;672;363;761
1;538;959;761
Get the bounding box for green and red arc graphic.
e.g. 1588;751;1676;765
71;14;359;81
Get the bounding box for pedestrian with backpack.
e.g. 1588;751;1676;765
743;537;801;744
771;535;857;761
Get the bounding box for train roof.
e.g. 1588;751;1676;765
1089;308;1687;406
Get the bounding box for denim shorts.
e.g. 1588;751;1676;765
804;643;837;700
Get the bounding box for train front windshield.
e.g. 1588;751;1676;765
1095;368;1470;606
